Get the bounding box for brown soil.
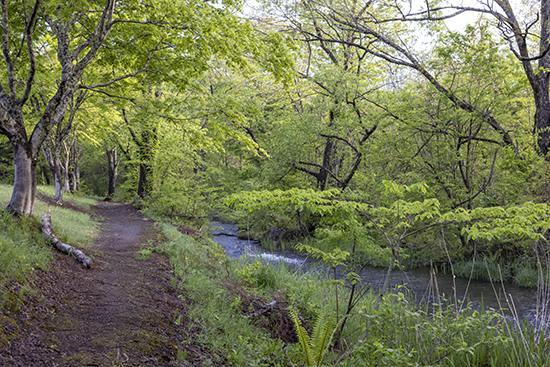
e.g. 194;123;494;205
0;202;212;366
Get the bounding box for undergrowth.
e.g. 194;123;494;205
160;223;287;366
453;258;511;282
160;222;550;366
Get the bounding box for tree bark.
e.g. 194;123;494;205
41;210;93;268
319;137;334;190
62;141;71;194
42;140;64;202
106;148;119;198
137;162;151;198
7;143;37;215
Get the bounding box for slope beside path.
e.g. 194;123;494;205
0;202;200;366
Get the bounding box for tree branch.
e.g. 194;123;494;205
19;0;40;105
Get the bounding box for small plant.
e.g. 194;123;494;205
137;247;154;261
289;305;339;367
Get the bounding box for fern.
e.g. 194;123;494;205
289;306;338;366
290;307;314;365
311;306;337;366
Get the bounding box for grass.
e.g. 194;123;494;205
160;223;287;366
0;184;100;311
36;185;99;211
513;265;540;288
158;221;550;366
0;211;52;286
453;257;511;282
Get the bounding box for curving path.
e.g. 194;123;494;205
0;202;196;366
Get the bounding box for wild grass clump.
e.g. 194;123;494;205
0;185;52;290
0;184;99;312
0;211;52;286
453;258;511;281
45;206;99;247
36;185;98;210
513;265;540;288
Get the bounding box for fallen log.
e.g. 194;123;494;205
41;210;93;268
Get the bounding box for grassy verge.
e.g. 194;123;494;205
160;223;287;366
0;184;100;310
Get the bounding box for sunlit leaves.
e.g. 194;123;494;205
228;181;550;255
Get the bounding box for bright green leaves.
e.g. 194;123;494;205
444;202;550;243
226;188;340;214
228;181;550;259
383;180;428;197
296;243;350;269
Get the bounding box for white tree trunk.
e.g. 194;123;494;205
7;143;37;216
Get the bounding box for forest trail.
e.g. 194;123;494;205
0;202;196;366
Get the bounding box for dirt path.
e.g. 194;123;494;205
0;202;202;366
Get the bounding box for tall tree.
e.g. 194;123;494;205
260;1;385;190
282;0;523;160
442;0;550;157
41;91;88;201
0;0;294;215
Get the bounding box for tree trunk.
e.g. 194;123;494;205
534;87;550;157
136;128;156;198
137;162;151;198
7;143;37;216
53;165;64;202
42;138;64;202
75;159;80;192
63;167;70;194
318;137;335;190
71;138;80;192
62;141;70;194
106;148;119;198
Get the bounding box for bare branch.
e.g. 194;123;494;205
73;0;115;75
320;133;359;154
19;0;41;105
79;42;163;90
1;0;16;97
122;109;141;146
451;149;499;209
297;160;344;184
76;86;137;102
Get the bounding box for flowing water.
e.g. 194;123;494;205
211;222;540;321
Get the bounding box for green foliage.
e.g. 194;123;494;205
349;292;512;367
296;244;349;269
235;259;279;291
513;265;539;288
289;305;338;367
0;184;98;313
0;211;51;287
453;258;511;282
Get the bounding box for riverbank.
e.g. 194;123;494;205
150;220;548;366
212;221;539;320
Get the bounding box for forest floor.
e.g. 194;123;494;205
0;202;213;366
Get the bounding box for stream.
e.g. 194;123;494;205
211;222;540;322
